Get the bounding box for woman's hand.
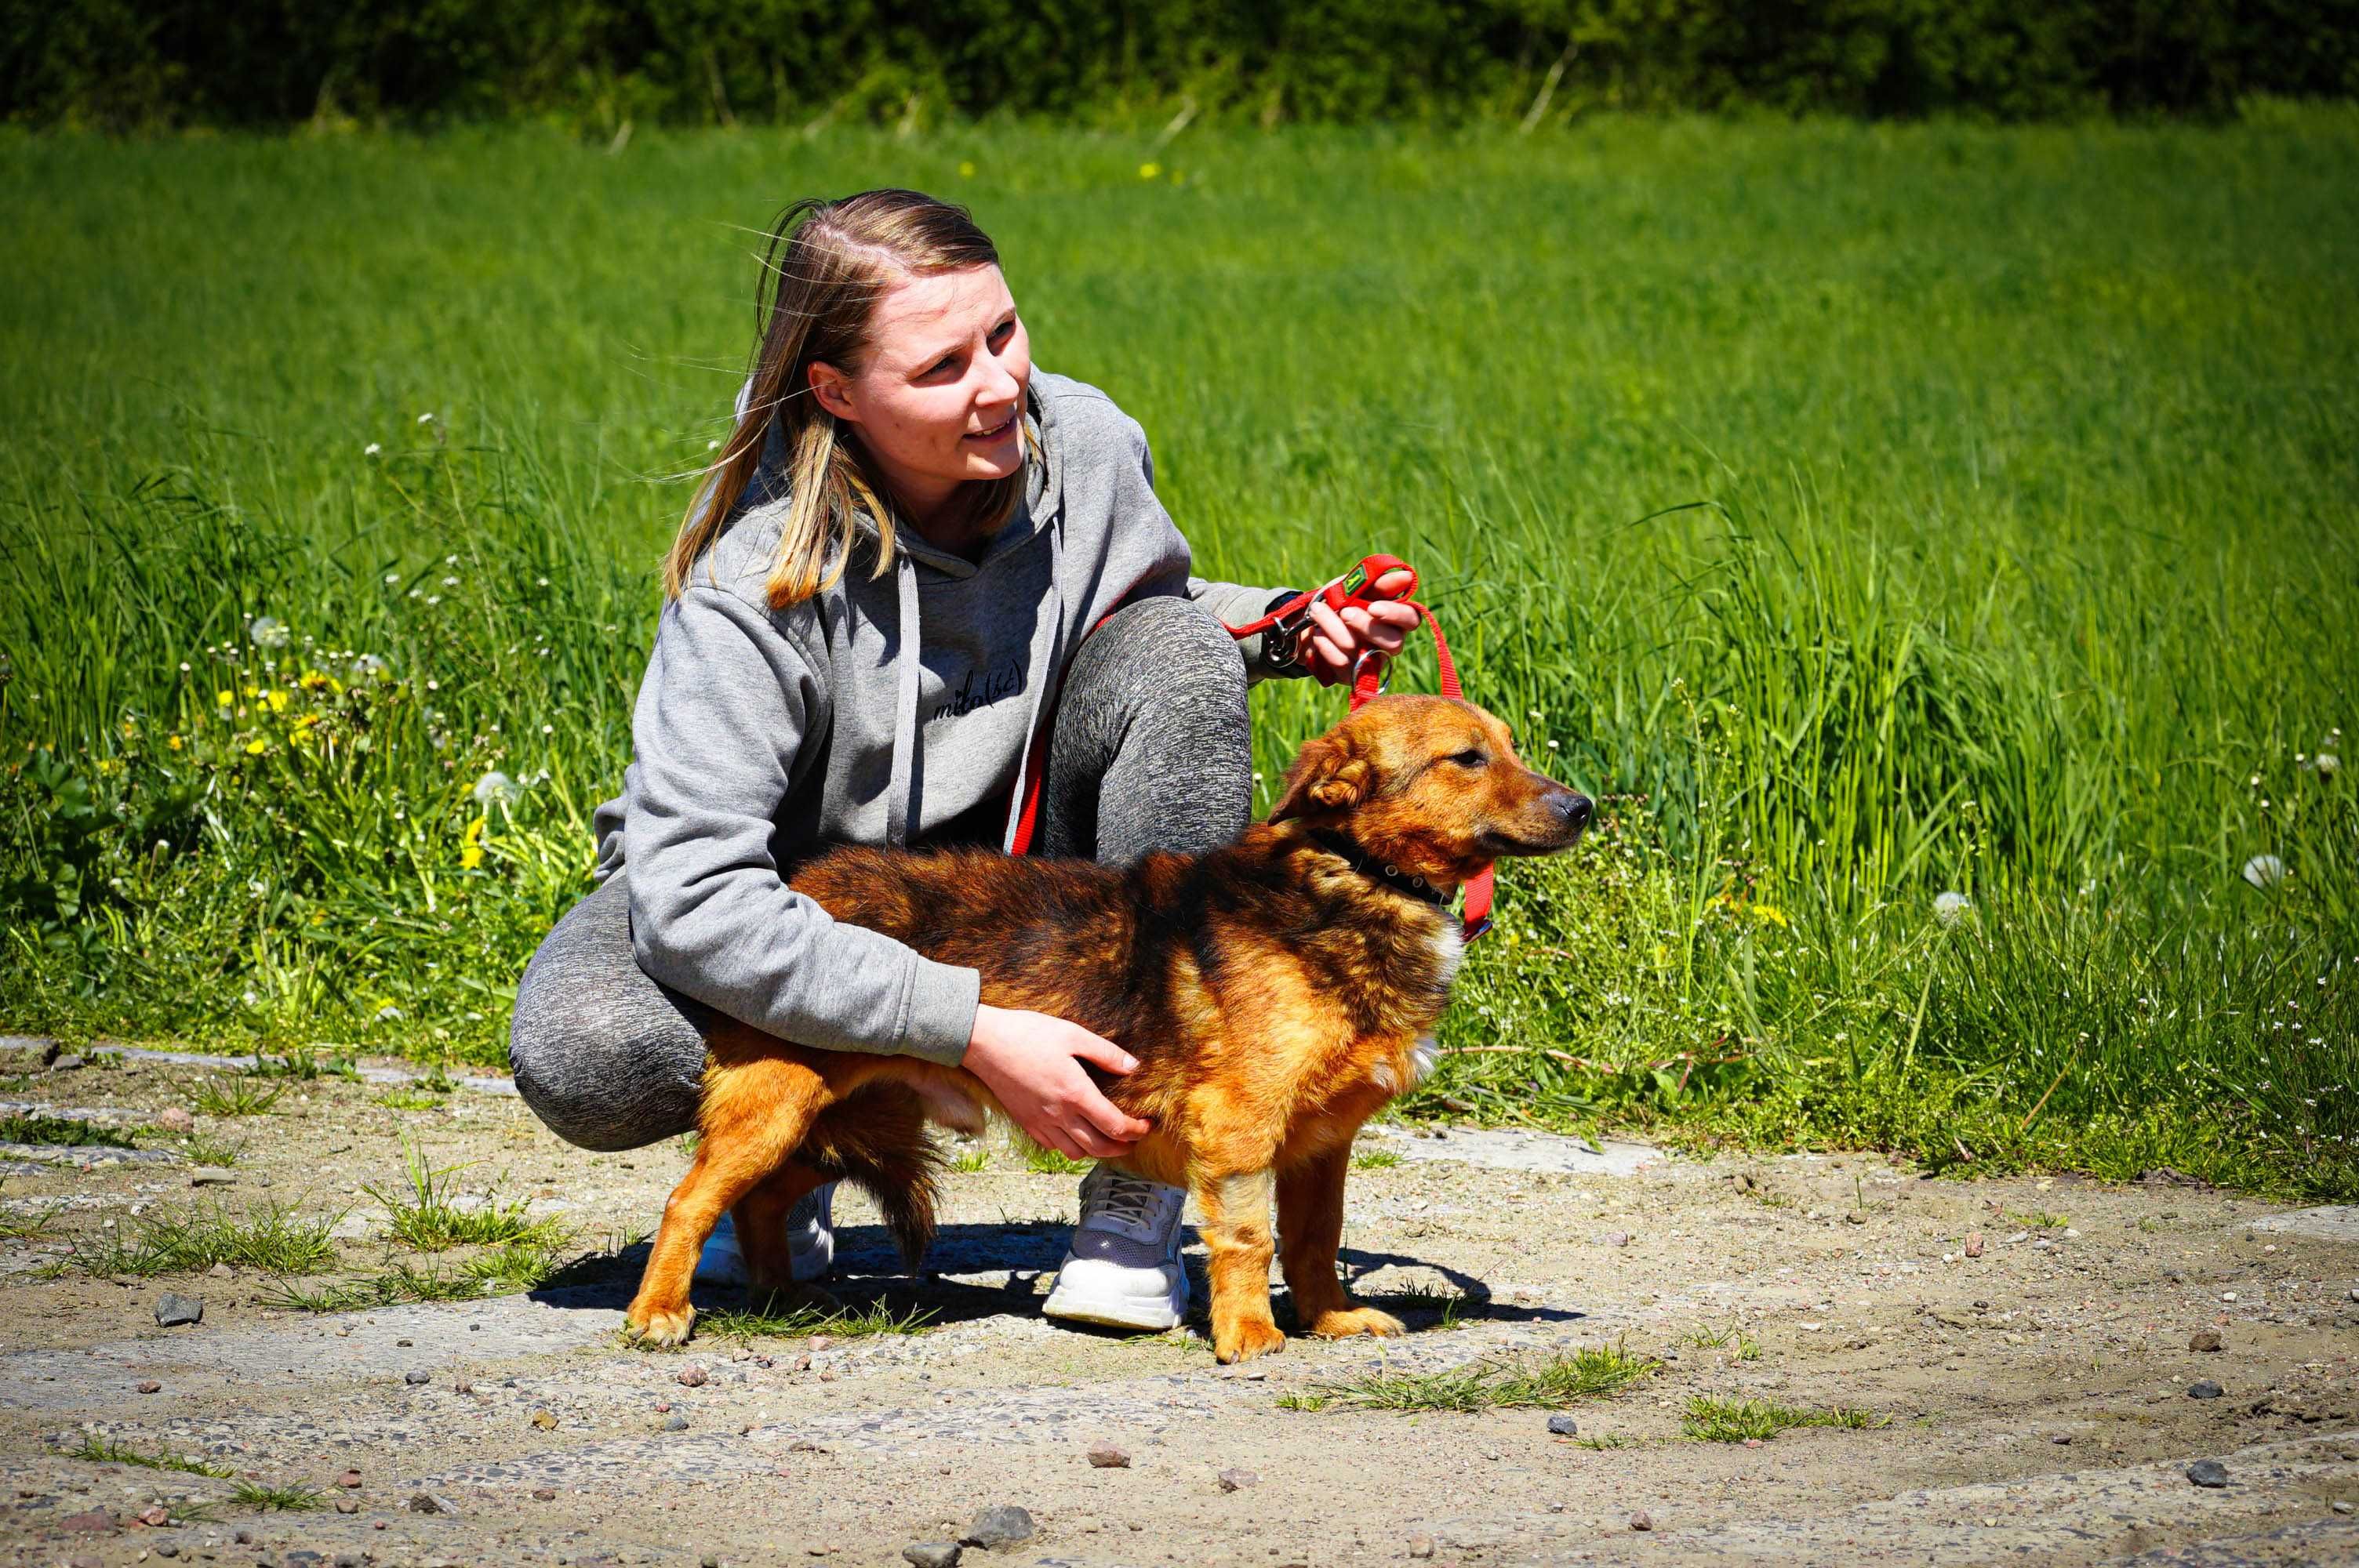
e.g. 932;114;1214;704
962;1003;1152;1160
1296;568;1423;687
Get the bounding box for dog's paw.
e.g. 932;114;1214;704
1214;1318;1288;1364
623;1303;696;1348
1307;1305;1407;1341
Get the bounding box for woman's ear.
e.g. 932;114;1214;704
1267;734;1371;822
808;361;858;423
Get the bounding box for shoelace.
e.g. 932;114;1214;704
1086;1170;1174;1232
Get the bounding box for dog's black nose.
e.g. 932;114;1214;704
1556;791;1593;833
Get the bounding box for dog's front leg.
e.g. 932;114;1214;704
627;1054;829;1348
1194;1168;1285;1363
1279;1147;1405;1341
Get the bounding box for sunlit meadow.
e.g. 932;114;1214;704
3;112;2354;1194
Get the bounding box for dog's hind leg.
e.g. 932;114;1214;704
626;1054;829;1347
1278;1147;1405;1341
731;1162;834;1302
1193;1167;1285;1364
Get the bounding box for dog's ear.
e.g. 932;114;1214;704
1268;733;1372;822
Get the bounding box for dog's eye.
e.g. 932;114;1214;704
1452;749;1487;768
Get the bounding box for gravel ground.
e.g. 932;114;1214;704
2;1044;2354;1567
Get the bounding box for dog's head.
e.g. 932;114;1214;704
1267;694;1591;886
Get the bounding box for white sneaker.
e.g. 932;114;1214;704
1041;1165;1189;1331
694;1181;836;1286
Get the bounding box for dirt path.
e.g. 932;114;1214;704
2;1046;2355;1567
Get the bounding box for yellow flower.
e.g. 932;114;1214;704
245;739;268;756
167;735;184;751
216;690;234;707
241;685;259;699
299;670;331;691
264;690;289;713
292;713;321;730
958;159;976;177
1752;905;1789;928
95;757;124;776
460;815;487;870
1139;162;1161;180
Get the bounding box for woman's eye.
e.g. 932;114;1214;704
990;319;1016;346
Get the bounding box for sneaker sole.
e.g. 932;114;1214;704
1041;1284;1185;1333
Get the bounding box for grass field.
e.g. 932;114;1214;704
3;111;2354;1195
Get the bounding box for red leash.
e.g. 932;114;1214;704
1011;554;1494;943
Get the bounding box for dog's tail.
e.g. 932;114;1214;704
803;1086;943;1272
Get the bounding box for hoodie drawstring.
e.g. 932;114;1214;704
886;552;921;848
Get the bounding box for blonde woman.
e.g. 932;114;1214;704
510;190;1415;1331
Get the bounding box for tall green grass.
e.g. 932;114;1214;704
2;114;2353;1192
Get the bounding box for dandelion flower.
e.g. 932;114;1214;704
244;739;268;756
2315;753;2340;778
1933;890;1972;927
472;769;522;810
247;615;291;648
460;815;488;869
215;689;234;706
1139;162;1161;180
364;442;382;458
2242;854;2286;889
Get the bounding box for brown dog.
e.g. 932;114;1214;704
623;693;1591;1362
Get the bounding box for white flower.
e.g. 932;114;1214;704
384;572;400;585
707;439;722;451
442;575;459;588
418;412;437;424
472;769;524;810
364;442;382;457
349;653;390;678
2314;753;2339;778
1932;891;1972;927
2242;854;2286;889
247;615;291;648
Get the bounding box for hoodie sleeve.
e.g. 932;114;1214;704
620;586;980;1066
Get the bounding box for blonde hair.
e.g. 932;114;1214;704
663;190;1029;608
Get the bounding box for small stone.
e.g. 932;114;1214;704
532;1487;557;1501
1605;1231;1631;1247
677;1365;709;1388
2189;1329;2223;1352
207;1261;232;1278
530;1410;558;1429
1630;1510;1655;1531
2188;1381;2223;1399
336;1497;361;1514
2334;1501;2354;1515
962;1504;1036;1548
153;1293;203;1327
155;1106;194;1132
52;1053;86;1071
2186;1459;2230;1489
335;1555;365;1568
1217;1468;1259;1492
903;1545;963;1568
190;1170;235;1187
1547;1415;1579;1436
1087;1445;1131;1468
1965;1232;1985;1258
453;1379;472;1394
136;1379;161;1393
408;1491;460;1515
1407;1537;1436;1559
405;1369;431;1385
663;1414;690;1432
336;1469;362;1488
1845;1211;1866;1225
2051;1434;2072;1445
158;1545;180;1559
139;1504;169;1526
396;1338;413;1347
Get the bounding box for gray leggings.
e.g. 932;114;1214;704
508;595;1253;1152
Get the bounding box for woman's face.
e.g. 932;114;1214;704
809;263;1031;523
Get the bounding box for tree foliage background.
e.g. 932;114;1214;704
6;0;2356;130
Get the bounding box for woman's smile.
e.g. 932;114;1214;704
963;409;1018;444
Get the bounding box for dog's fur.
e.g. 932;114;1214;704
624;694;1591;1362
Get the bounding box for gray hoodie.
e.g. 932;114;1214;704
590;372;1292;1068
